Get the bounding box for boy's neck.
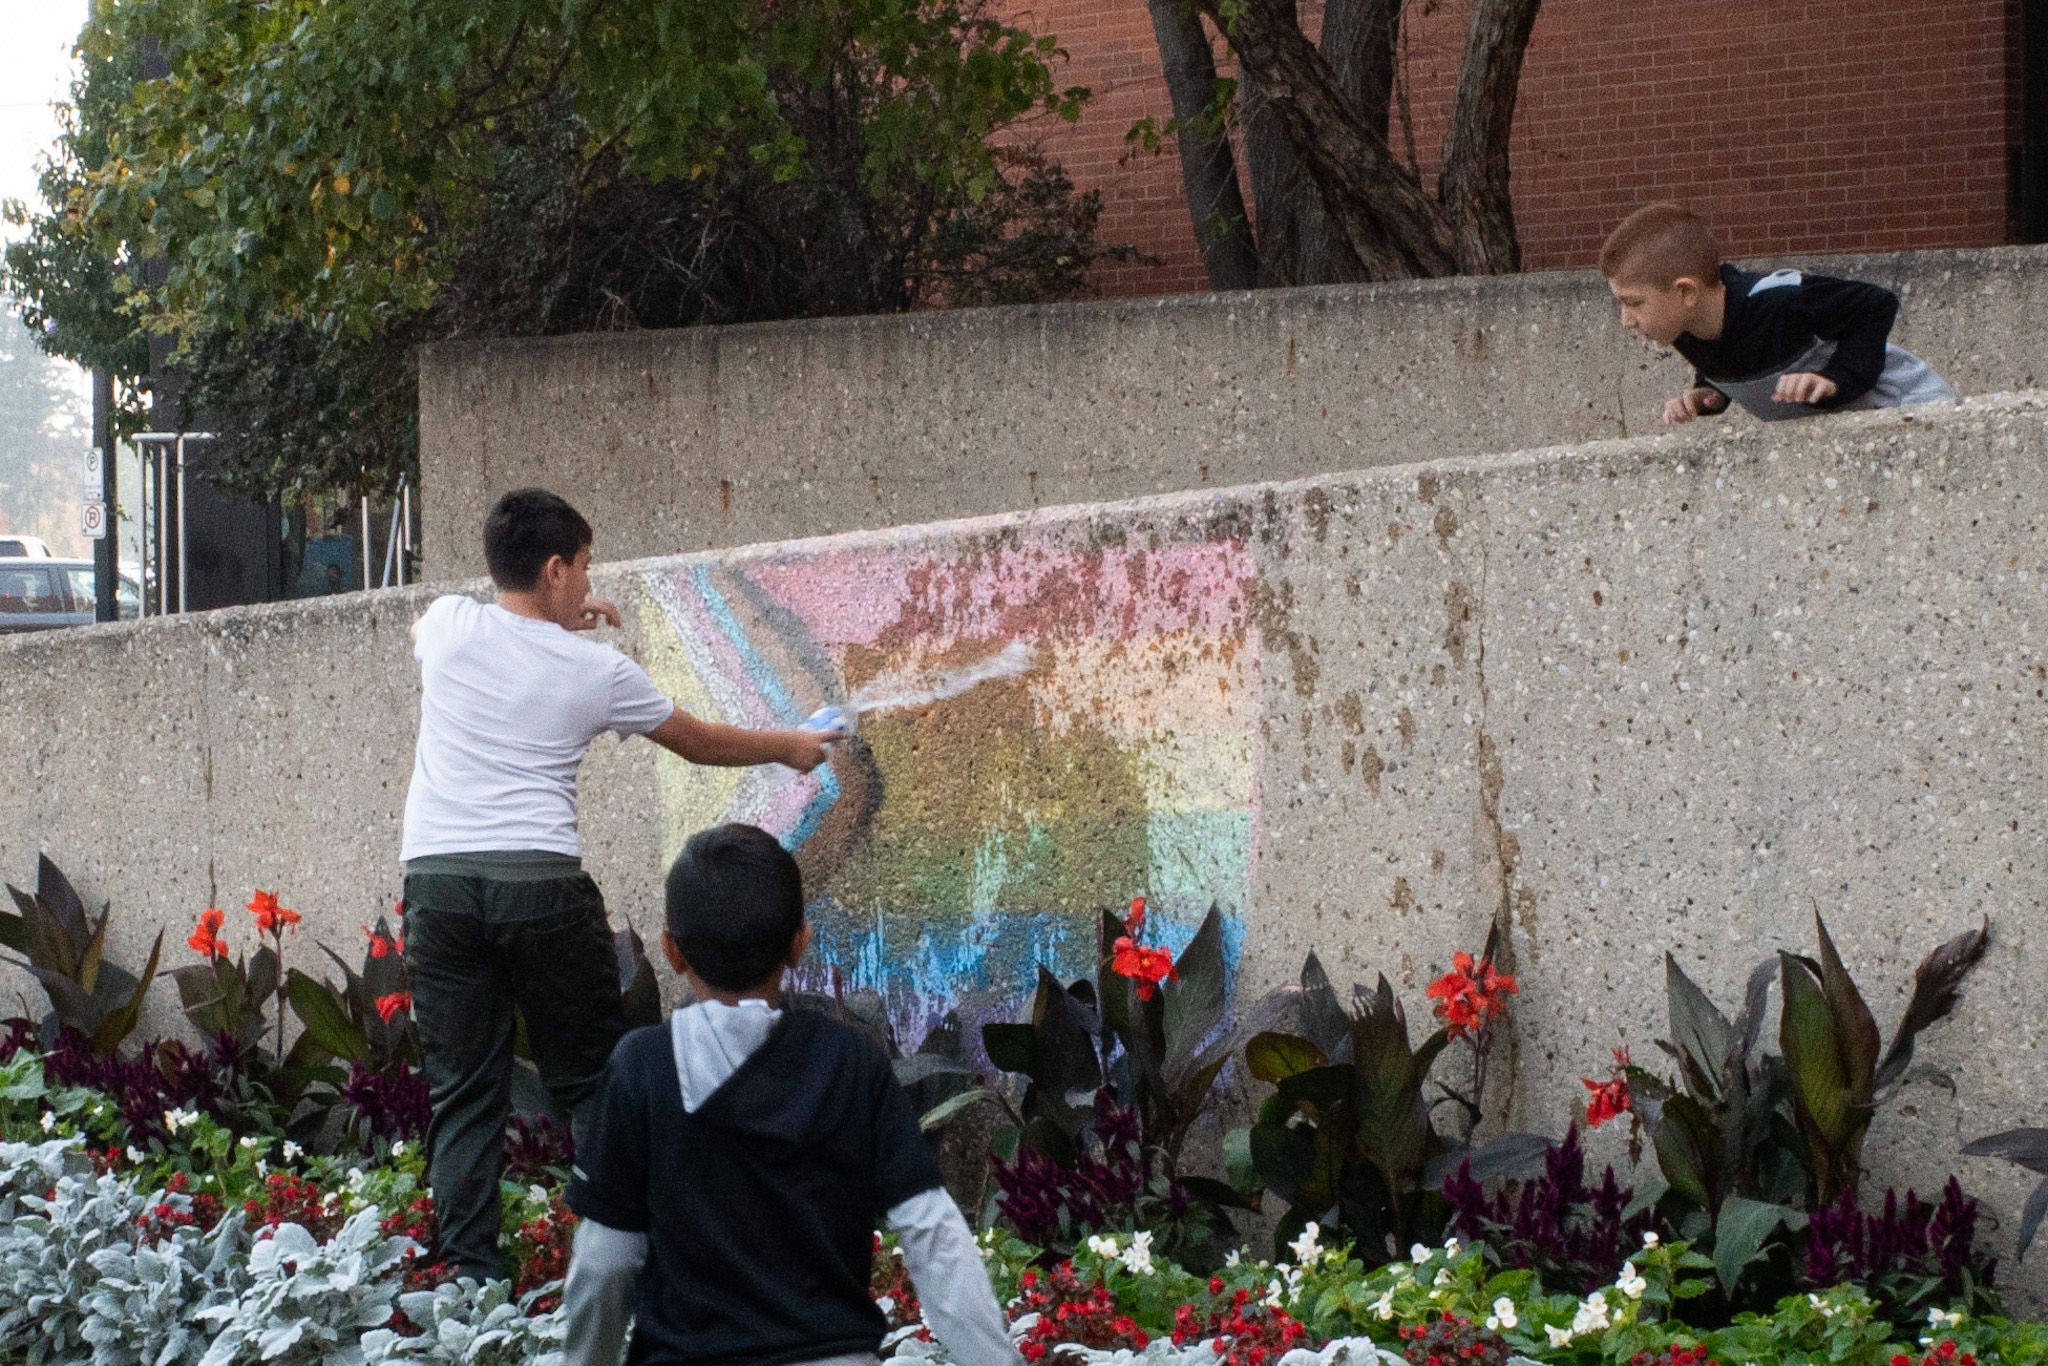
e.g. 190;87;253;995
687;972;784;1010
1688;280;1729;342
496;589;563;627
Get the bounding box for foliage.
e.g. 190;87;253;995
4;0;1122;498
1798;1179;1998;1323
979;900;1287;1262
1442;1126;1665;1296
1242;948;1547;1265
1959;1125;2048;1261
1625;915;1990;1303
0;855;162;1055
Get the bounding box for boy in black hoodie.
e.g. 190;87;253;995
560;823;1019;1366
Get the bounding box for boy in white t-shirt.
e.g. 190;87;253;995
400;488;833;1280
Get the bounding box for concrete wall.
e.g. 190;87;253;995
420;246;2048;578
8;393;2047;1290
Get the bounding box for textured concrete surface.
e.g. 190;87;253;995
419;246;2048;578
6;393;2046;1295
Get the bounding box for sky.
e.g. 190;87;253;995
0;0;96;557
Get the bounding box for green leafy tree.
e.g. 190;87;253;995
5;0;1121;498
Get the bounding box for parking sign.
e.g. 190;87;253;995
83;446;103;492
81;500;107;540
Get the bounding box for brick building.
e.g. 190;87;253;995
997;0;2046;297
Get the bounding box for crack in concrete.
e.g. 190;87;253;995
1466;526;1525;1120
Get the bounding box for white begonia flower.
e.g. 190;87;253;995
39;1111;55;1133
1442;1236;1462;1258
1224;1248;1242;1267
1085;1235;1119;1261
1124;1231;1155;1276
125;1146;146;1164
1489;1297;1518;1331
1616;1262;1647;1299
1642;1230;1661;1249
528;1184;548;1206
1264;1278;1284;1308
1928;1307;1964;1330
281;1140;304;1162
162;1107;200;1134
255;1159;267;1177
1287;1221;1323;1266
1545;1324;1574;1348
91;1104;103;1117
1371;1292;1395;1322
1571;1291;1610;1336
240;1136;262;1150
1410;1243;1432;1265
390;1141;407;1159
347;1167;367;1190
1433;1267;1454;1287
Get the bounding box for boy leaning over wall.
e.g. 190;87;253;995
1599;202;1954;426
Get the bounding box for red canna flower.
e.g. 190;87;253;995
364;926;396;959
375;991;413;1023
246;890;301;936
1111;936;1178;1001
1584;1046;1634;1128
1125;895;1146;938
187;908;228;960
1425;951;1518;1041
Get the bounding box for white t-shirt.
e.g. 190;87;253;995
401;594;676;859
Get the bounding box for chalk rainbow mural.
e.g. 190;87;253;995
632;531;1258;1029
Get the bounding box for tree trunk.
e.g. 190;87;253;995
1241;65;1305;286
1439;0;1541;274
1192;0;1457;280
1146;0;1260;291
1295;0;1401;283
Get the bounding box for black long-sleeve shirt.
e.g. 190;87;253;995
1673;265;1950;421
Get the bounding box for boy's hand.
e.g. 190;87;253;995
1772;371;1839;406
1663;387;1726;425
572;596;622;631
781;731;833;773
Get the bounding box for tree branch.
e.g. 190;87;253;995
1439;0;1541;274
1192;0;1456;279
1144;0;1259;291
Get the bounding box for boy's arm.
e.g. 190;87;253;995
563;1047;654;1366
645;707;831;772
1792;274;1900;406
559;1221;647;1366
887;1189;1022;1366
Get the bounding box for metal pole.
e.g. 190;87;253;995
156;445;169;616
399;482;412;587
175;438;188;612
91;370;117;623
380;496;401;588
360;496;372;590
136;446;150;619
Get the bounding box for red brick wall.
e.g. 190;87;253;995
996;0;2018;296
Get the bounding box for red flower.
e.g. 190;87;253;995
1125;895;1147;938
187;908;228;960
392;899;406;919
364;926;402;959
1111;936;1179;1001
1425;951;1518;1040
375;991;413;1023
1583;1046;1633;1128
246;890;301;936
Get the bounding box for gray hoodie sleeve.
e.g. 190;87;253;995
886;1188;1022;1366
558;1218;647;1366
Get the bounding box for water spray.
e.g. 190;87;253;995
799;640;1036;740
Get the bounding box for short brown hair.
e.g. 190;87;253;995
1598;204;1721;286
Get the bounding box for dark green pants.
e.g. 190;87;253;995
400;869;628;1280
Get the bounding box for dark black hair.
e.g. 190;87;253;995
665;824;806;991
482;488;594;590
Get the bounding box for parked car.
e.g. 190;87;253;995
0;557;140;633
0;535;52;558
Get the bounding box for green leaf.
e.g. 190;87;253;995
918;1088;994;1132
1665;952;1733;1099
1812;914;1880;1102
1162;905;1227;1077
1875;917;1990;1093
1246;1031;1327;1086
88;929;160;1055
1654;1093;1722;1210
285;968;368;1062
1711;1195;1805;1294
982;1022;1035;1076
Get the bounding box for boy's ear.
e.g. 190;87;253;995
660;929;689;975
785;921;813;970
